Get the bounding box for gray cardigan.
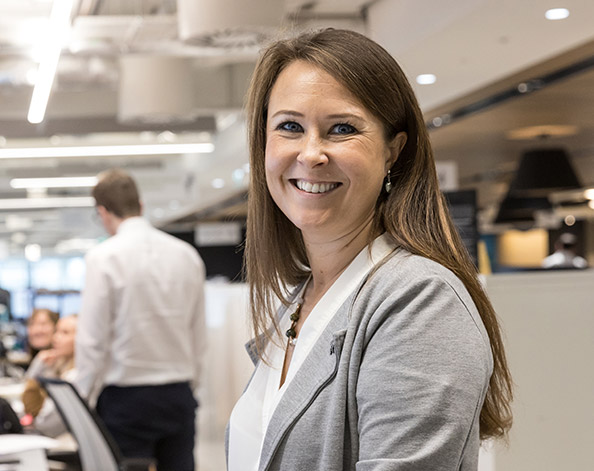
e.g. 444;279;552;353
233;249;493;471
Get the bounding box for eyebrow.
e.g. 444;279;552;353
269;110;365;121
270;110;304;119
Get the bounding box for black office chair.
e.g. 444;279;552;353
0;396;23;434
37;378;156;471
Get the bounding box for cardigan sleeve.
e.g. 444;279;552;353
355;274;492;470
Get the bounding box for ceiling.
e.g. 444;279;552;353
0;0;593;258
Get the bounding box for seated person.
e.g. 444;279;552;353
26;308;59;363
22;314;78;437
542;232;588;269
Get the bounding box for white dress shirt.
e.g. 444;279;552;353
228;234;394;471
75;217;206;404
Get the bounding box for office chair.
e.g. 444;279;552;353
0;397;23;434
37;378;156;471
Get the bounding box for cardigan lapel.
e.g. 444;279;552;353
258;309;348;471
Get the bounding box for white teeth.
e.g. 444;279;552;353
295;180;338;194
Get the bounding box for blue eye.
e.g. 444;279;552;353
278;121;303;132
332;123;356;135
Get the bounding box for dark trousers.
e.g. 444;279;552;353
96;382;197;471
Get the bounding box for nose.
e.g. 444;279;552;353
297;132;328;168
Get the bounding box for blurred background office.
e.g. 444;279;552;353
0;1;593;470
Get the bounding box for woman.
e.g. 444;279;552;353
22;314;78;437
26;308;59;360
228;28;512;470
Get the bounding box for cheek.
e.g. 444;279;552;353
346;155;385;188
264;143;288;188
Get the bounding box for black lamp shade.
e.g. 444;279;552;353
510;148;582;197
494;147;582;225
494;195;551;224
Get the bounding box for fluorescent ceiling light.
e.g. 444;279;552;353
0;142;214;159
545;8;569;20
28;0;76;124
10;176;98;189
0;196;94;210
416;74;437;85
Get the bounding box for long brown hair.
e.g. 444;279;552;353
244;28;512;440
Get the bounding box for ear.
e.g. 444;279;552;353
385;131;407;172
96;205;109;218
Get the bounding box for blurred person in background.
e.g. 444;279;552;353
22;314;77;437
76;168;206;471
542;232;588;269
26;308;59;362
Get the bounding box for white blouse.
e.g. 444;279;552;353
228;234;394;471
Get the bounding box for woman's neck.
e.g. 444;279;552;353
303;218;377;303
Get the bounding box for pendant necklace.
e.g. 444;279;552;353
285;277;311;348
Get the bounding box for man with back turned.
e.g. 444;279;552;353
75;168;206;470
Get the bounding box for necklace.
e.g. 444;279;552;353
285;302;303;347
285;277;311;348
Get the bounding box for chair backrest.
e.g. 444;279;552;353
0;396;23;434
38;377;121;471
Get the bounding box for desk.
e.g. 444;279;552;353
0;435;58;471
0;379;77;453
0;381;25;400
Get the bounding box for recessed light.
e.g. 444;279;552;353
416;74;437;85
545;8;569;20
211;178;225;189
25;244;42;262
232;168;246;185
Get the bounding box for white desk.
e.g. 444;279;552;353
0;435;58;471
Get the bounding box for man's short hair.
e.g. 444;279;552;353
92;168;141;218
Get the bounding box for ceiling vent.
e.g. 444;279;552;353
177;0;284;48
494;148;582;224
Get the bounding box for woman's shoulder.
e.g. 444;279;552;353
25;353;54;379
358;249;492;365
373;248;470;295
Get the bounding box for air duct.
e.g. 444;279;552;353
177;0;284;47
118;55;196;123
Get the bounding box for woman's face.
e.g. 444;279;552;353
265;60;405;243
27;311;56;350
52;316;77;359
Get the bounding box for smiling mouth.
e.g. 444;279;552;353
292;179;340;194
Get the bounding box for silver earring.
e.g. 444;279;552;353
384;169;392;194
